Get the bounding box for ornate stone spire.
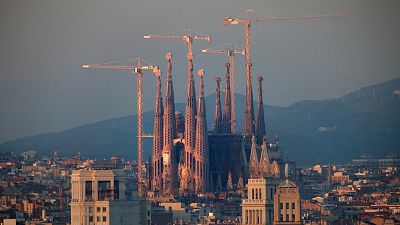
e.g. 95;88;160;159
194;69;209;193
259;137;271;177
248;135;259;178
184;52;197;184
152;70;163;191
227;171;233;192
256;76;266;144
213;76;222;133
222;63;232;133
236;176;245;197
271;160;280;178
162;52;176;195
243;63;255;136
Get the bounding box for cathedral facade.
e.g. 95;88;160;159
149;54;285;196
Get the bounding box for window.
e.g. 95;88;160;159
85;181;93;201
98;181;112;201
292;202;295;210
89;216;93;222
280;203;283;210
252;189;255;199
102;207;106;212
103;216;107;222
259;189;262;199
292;214;295;222
286;203;289;210
97;216;101;222
114;180;119;200
97;207;101;213
88;207;93;213
286;214;289;222
279;214;283;222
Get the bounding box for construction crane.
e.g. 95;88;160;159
144;28;211;87
82;58;159;198
202;43;245;133
223;10;343;136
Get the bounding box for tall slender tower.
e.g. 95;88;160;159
256;76;266;144
243;17;255;137
213;76;222;133
194;69;209;193
162;52;176;195
152;70;163;191
184;53;197;180
222;63;232;133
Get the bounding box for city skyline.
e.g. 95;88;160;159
0;1;400;224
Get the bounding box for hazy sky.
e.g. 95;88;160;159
1;0;399;143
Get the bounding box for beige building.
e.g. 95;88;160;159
273;180;301;225
241;178;279;225
70;169;151;225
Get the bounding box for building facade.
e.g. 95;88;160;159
70;169;151;225
241;178;279;225
273;180;301;225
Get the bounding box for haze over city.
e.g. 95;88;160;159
1;0;399;143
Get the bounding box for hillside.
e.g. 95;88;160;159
1;78;399;166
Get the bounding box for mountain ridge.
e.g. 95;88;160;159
1;78;399;166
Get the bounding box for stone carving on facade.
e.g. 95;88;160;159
271;160;280;178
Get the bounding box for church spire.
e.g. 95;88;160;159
151;69;163;191
213;76;222;133
259;137;271;177
248;135;259;178
194;69;209;193
256;76;266;144
222;63;232;133
162;52;176;194
184;52;197;185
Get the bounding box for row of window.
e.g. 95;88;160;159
88;216;107;222
87;207;107;213
279;202;295;210
279;214;296;222
251;188;262;200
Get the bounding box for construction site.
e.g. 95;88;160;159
82;10;340;198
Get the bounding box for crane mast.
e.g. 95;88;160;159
223;10;343;136
82;59;159;198
202;44;244;133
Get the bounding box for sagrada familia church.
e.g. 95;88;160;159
149;53;291;196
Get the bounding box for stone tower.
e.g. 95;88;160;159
152;70;163;191
256;76;266;144
194;69;209;193
162;52;177;195
184;53;197;188
213;76;222;133
222;63;232;133
243;64;255;136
